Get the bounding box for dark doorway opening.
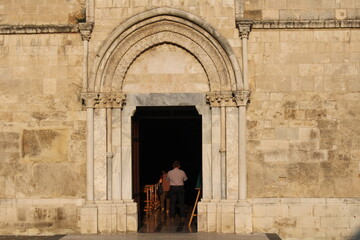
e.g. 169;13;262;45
132;106;202;232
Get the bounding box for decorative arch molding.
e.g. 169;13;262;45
88;7;244;93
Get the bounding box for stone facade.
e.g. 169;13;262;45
0;0;360;240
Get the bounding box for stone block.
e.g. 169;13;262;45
261;140;289;150
207;208;217;232
320;216;349;228
22;129;69;162
288;205;314;217
263;150;288;162
296;216;321;228
253;204;285;217
221;212;235;233
253;217;274;229
80;206;97;234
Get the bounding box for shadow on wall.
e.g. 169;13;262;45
266;233;281;240
350;230;360;240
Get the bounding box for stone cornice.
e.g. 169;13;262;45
82;93;126;109
0;23;94;36
206;90;250;107
237;19;360;30
0;24;79;34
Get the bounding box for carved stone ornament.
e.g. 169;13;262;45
81;92;126;109
79;22;94;41
206;92;236;107
251;19;360;29
233;90;251;106
237;20;253;39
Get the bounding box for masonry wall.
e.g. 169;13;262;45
243;0;360;20
246;28;360;198
0;0;360;238
0;0;84;24
0;21;86;234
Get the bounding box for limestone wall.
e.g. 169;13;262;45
243;0;360;20
0;0;84;25
252;198;360;240
247;28;360;198
123;44;209;93
0;33;85;198
0;32;85;233
0;198;83;235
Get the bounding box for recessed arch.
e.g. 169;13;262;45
88;7;243;93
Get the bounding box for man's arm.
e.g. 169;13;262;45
183;171;188;181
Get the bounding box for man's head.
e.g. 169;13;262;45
173;161;180;168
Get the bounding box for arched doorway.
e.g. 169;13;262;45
132;106;202;232
81;7;248;234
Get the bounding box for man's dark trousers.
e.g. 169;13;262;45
169;186;185;218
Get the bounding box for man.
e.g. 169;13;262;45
167;160;187;220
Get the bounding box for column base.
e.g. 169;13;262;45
80;201;137;234
198;200;249;234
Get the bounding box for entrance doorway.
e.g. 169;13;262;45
132;106;202;232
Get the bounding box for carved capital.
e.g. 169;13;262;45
233;90;251;106
82;92;126;109
237;20;253;39
206;91;236;107
79;22;94;41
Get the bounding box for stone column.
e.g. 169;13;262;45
211;107;221;200
112;109;122;200
233;90;251;234
79;22;94;92
206;92;235;200
82;94;98;202
237;21;252;200
238;21;252;90
106;102;113;200
100;94;126;201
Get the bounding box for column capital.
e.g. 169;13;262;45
233;90;251;106
237;20;253;39
206;91;236;107
81;92;126;109
79;22;94;41
206;91;251;107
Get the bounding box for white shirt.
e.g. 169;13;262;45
167;167;187;186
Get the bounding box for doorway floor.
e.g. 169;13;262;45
138;206;197;233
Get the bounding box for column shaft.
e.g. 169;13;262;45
112;109;122;200
106;108;112;200
86;107;94;201
220;106;226;199
239;106;247;200
242;37;249;90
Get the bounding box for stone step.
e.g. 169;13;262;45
0;233;281;240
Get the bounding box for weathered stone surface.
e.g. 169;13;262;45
22;129;69;162
123;44;209;93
